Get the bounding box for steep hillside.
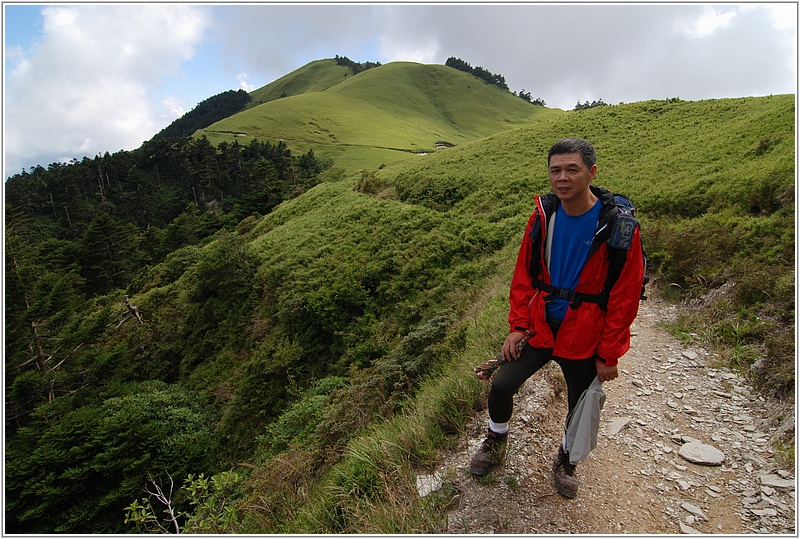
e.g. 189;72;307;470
230;94;795;533
198;60;560;174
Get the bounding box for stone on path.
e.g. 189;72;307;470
680;501;708;521
606;417;632;436
681;349;699;361
679;522;701;534
759;474;795;490
751;507;778;517
678;441;725;465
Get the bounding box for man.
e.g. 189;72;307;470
469;138;644;498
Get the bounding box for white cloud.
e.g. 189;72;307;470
212;5;381;84
757;3;797;31
161;97;188;121
237;73;256;92
375;5;440;64
678;6;738;37
379;38;440;64
4;4;210;177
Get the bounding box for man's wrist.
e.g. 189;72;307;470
595;354;619;368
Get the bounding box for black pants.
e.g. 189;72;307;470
488;319;597;428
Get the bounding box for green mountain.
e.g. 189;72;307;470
4;57;794;535
198;59;560;174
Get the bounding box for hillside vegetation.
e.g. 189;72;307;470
3;57;794;534
198;59;560;174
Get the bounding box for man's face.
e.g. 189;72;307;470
548;152;597;204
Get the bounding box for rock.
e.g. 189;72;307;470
679;442;725;465
679;522;701;534
759;474;795;490
682;350;699;361
751;507;778;517
681;501;708;521
606;417;631;436
415;473;442;497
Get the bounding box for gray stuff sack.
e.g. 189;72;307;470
564;376;606;465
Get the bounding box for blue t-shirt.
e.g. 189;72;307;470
546;200;602;320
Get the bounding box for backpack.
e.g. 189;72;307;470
607;193;649;303
529;191;648;310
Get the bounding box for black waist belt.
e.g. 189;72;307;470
535;279;606;310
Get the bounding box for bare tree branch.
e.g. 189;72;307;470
124;295;144;324
143;473;181;534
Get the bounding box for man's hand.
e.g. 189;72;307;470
596;360;618;382
502;330;534;361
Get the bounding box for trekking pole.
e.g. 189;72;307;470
474;330;534;380
474;351;506;380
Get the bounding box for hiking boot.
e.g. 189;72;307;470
469;429;508;476
552;445;579;498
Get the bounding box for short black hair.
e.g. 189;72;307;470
548;138;596;169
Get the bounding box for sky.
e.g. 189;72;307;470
2;2;797;180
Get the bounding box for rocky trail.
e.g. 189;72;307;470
415;297;796;534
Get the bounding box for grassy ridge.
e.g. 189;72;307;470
198;60;560;174
248;59;354;105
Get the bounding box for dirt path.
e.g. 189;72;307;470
422;297;795;534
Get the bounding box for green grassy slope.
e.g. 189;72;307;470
373;95;795;221
197;60;561;174
248;59;353;105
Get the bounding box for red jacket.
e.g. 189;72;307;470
508;186;644;366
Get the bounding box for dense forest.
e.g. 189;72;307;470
3;57;794;534
5;136;332;532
